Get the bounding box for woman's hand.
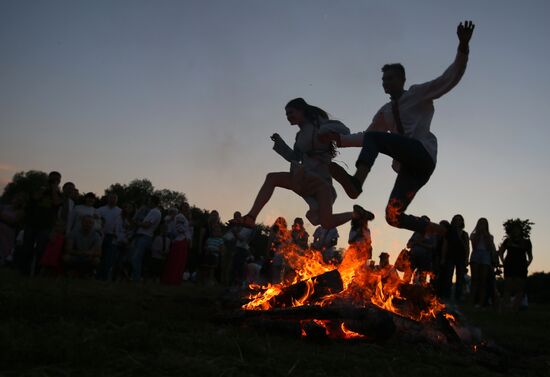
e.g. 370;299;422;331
317;131;341;146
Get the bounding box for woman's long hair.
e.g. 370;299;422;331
471;217;493;249
271;217;288;234
285;98;337;158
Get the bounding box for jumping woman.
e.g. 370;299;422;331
241;98;371;229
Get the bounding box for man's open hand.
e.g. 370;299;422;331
457;20;475;52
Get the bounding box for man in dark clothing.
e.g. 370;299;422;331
19;171;62;275
440;215;470;302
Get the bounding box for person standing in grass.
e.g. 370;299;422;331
268;217;290;284
469;218;497;308
499;219;533;311
97;193;122;280
131;195;162;282
407;215;437;284
291;217;309;250
311;225;339;263
162;202;192;285
20;171;62;275
200;223;225;286
151;223;171;281
113;203;136;281
0;193;24;266
440;214;470;303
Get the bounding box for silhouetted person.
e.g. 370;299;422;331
59;182;76;233
267;217;289;284
320;21;475;236
311;225;339;263
407;215;436;284
499;221;533;311
469;218;497;308
221;211;242;285
113;203;135;280
97;193;122;280
441;214;470;304
67;192;99;235
240;98;354;230
162;202;192;285
131;195;161;282
20;171;62;275
291;217;309;250
0;193;25;265
63;214;101;275
348;205;375;260
376;252;400;294
433;220;450;296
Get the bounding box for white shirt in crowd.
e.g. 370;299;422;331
235;227;254;250
58;198;74;223
115;216;134;245
340;50;468;165
97;205;122;235
136;207;162;237
173;213;192;241
67;205;100;235
164;214;177;237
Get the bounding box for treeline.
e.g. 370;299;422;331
526;272;550;303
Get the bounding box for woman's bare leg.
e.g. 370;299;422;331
470;262;481;305
246;172;293;219
316;185;352;229
478;265;490;306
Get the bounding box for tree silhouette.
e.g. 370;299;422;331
153;188;187;209
104;179;155;207
1;170;48;203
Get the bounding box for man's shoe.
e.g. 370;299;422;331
353;204;375;221
330;162;363;199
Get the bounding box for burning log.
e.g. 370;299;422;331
266;270;343;308
229;304;397;341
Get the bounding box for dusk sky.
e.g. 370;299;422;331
1;1;549;272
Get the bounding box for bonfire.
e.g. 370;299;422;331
238;229;466;344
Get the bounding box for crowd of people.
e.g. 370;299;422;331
0;172;204;285
397;214;534;311
0;170;534;311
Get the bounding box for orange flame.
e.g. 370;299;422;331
243;223;449;327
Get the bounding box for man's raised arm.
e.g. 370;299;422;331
411;21;475;101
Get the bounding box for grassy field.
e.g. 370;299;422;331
0;269;549;377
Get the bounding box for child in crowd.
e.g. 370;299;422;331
200;223;224;285
162;206;192;286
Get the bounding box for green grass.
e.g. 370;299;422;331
0;269;549;377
